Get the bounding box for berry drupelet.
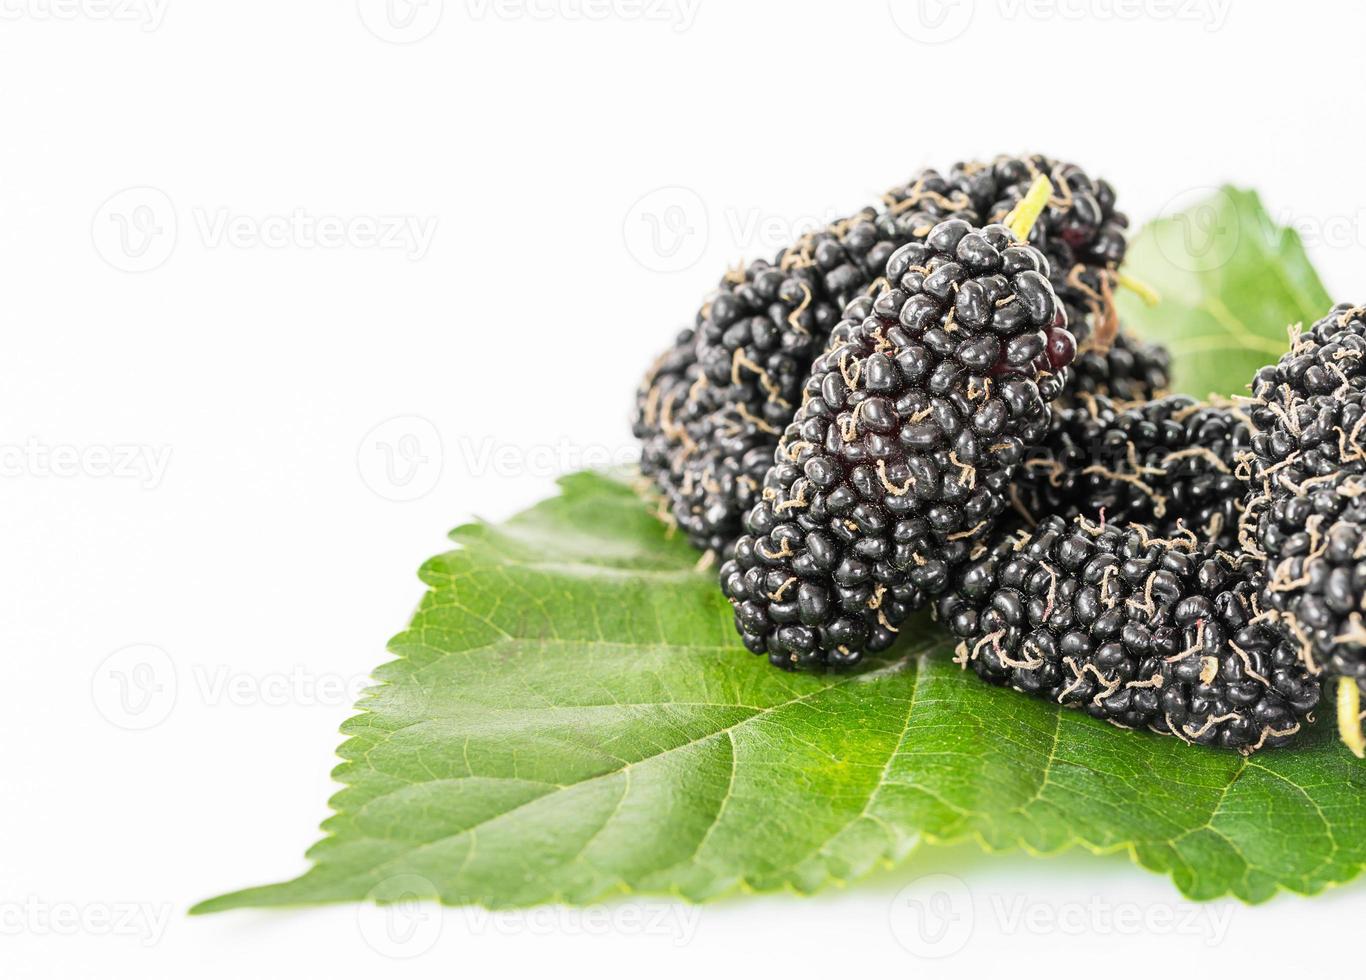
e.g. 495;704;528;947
635;155;1132;556
937;515;1320;753
1018;394;1251;548
720;213;1075;669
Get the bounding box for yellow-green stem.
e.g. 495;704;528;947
1004;175;1052;242
1117;272;1161;307
1337;677;1365;758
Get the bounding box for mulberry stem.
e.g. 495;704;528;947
1005;175;1053;242
1337;677;1365;758
1117;272;1161;307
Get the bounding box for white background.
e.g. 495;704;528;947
3;1;1364;977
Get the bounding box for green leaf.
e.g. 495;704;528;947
1115;185;1332;399
195;471;1366;915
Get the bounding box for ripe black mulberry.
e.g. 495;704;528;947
1018;394;1251;549
1244;305;1366;715
937;515;1320;752
719;216;1075;669
1064;328;1171;405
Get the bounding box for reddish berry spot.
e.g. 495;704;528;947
1046;326;1077;369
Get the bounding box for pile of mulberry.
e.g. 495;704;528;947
719;217;1075;668
623;153;1360;756
635;155;1138;555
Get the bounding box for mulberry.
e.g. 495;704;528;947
1244;303;1366;752
1064;328;1171;405
635;155;1130;554
937;515;1320;752
1252;471;1366;680
1017;394;1251;549
720;212;1074;669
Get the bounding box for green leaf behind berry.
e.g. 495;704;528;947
1116;186;1332;399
